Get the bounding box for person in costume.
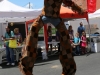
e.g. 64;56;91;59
19;0;86;75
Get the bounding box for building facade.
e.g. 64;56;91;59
73;0;100;10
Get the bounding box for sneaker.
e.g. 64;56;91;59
11;63;15;66
6;63;10;65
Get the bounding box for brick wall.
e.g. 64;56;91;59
96;0;100;10
73;0;100;10
72;0;87;10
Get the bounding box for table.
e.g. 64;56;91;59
14;45;23;62
0;47;6;64
48;41;60;53
48;41;60;45
86;35;100;53
0;42;60;64
0;45;23;64
90;38;100;53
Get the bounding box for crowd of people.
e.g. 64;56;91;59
69;22;87;56
41;22;87;57
1;22;87;65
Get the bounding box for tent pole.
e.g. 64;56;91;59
87;18;92;53
6;20;8;27
24;17;27;39
1;23;3;42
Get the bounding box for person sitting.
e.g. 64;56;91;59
70;40;76;56
68;25;74;40
73;33;81;55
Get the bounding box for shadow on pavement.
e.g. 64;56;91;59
0;61;19;69
35;54;59;63
0;54;59;69
34;62;52;66
86;52;95;56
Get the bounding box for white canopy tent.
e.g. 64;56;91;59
0;0;42;22
89;9;100;19
0;17;35;22
0;0;42;41
92;9;100;14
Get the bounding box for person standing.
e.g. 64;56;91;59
47;26;52;54
81;32;87;54
68;25;74;40
77;22;85;38
3;26;15;66
56;30;60;53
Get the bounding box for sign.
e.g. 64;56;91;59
84;24;98;33
28;23;57;37
87;0;96;13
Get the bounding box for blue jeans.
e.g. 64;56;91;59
6;46;15;63
75;45;80;54
42;16;61;27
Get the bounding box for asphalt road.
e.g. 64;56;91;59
0;53;100;75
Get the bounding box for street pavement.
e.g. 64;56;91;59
0;52;100;75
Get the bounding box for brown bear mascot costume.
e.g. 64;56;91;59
19;0;86;75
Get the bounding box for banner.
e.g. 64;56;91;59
87;0;96;13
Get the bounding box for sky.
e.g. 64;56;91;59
9;0;44;9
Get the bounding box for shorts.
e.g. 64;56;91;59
42;16;61;27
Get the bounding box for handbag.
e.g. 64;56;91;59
9;39;17;48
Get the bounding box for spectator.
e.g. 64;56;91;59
3;26;15;66
81;32;87;54
77;22;85;38
47;26;52;53
14;28;22;45
68;25;74;40
55;30;60;53
73;33;81;55
70;39;77;56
